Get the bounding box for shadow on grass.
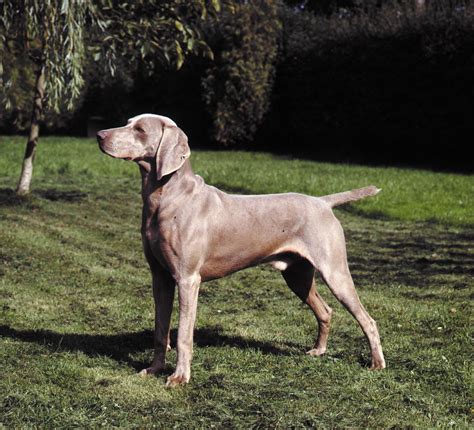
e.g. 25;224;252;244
0;325;300;371
0;188;87;207
37;189;88;202
0;188;34;207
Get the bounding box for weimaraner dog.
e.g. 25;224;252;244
97;114;385;387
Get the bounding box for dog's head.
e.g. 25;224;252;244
97;114;190;180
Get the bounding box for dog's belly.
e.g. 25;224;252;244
199;245;302;282
199;255;260;281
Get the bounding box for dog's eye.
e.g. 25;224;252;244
135;126;145;134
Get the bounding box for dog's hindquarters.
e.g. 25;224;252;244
288;199;386;369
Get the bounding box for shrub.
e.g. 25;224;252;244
201;1;281;147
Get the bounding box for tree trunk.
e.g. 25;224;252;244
16;64;45;196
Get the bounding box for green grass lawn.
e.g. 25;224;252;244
0;136;473;428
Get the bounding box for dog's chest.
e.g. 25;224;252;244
142;210;183;263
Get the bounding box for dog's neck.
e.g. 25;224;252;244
139;158;197;213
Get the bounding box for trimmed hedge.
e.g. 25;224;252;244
256;1;473;169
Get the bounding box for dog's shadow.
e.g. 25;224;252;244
0;325;300;371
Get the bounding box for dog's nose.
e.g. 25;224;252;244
96;130;108;142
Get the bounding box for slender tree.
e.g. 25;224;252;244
1;1;90;195
0;0;220;196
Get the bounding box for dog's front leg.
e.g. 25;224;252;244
139;270;175;377
166;274;201;387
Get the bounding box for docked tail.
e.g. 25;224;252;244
321;185;381;208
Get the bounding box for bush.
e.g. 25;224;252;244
201;1;281;147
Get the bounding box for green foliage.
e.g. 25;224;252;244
0;1;221;130
0;53;86;132
93;0;221;76
0;0;92;112
0;137;472;427
202;0;281;146
0;54;35;131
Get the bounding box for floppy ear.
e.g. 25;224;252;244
155;125;191;180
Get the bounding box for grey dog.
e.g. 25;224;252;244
97;113;386;387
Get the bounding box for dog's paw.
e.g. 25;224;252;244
138;365;164;377
306;347;326;356
369;359;386;371
166;372;189;387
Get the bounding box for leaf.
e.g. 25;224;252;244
211;0;221;13
175;41;184;69
187;37;194;51
175;20;184;32
61;0;69;15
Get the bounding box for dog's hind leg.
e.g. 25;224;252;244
282;259;333;356
320;266;385;369
315;222;385;369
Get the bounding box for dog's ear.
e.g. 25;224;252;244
155;125;191;180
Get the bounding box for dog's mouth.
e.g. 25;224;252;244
98;143;108;155
98;142;134;161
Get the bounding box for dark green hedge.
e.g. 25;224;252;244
256;1;473;170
